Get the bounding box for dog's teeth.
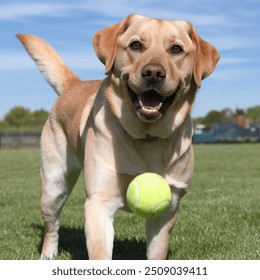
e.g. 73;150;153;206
138;100;162;112
157;102;162;110
139;99;144;108
144;108;156;113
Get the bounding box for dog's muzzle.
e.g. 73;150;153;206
128;85;180;123
125;64;181;122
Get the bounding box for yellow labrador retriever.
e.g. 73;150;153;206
17;14;219;260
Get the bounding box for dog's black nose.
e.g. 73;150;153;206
141;64;166;84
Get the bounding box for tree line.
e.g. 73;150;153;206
0;106;49;132
1;105;260;132
193;106;260;127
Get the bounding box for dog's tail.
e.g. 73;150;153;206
17;34;80;96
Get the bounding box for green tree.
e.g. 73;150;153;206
203;110;222;126
4;107;31;127
235;108;245;116
1;107;49;130
246;106;260;122
31;109;49;127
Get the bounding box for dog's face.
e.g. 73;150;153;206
93;15;219;137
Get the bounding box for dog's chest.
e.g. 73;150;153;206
133;138;174;174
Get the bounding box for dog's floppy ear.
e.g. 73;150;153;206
93;16;132;74
189;25;220;87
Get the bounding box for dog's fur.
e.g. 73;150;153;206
17;14;219;260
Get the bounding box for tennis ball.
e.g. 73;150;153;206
126;173;171;219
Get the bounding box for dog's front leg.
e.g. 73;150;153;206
83;166;125;259
84;194;121;260
145;209;178;260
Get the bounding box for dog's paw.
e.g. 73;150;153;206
40;248;58;260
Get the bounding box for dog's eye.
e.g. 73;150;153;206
171;44;183;54
130;41;142;51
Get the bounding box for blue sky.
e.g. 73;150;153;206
0;0;259;119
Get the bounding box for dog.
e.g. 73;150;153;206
17;14;219;260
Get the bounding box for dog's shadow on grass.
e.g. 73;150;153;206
33;224;147;260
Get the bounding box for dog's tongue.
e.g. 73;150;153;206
138;90;163;109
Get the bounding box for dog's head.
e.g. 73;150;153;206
93;14;219;138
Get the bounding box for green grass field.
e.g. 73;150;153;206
0;144;259;260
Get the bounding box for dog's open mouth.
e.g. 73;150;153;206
128;85;180;122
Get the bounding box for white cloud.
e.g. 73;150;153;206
77;0;230;28
0;2;72;20
0;1;256;40
220;57;251;66
0;0;238;28
0;51;34;70
0;50;103;71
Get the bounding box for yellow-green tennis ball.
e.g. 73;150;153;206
126;173;171;219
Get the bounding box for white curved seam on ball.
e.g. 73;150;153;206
151;199;170;218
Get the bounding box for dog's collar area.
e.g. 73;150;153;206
127;84;180;122
122;126;159;141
